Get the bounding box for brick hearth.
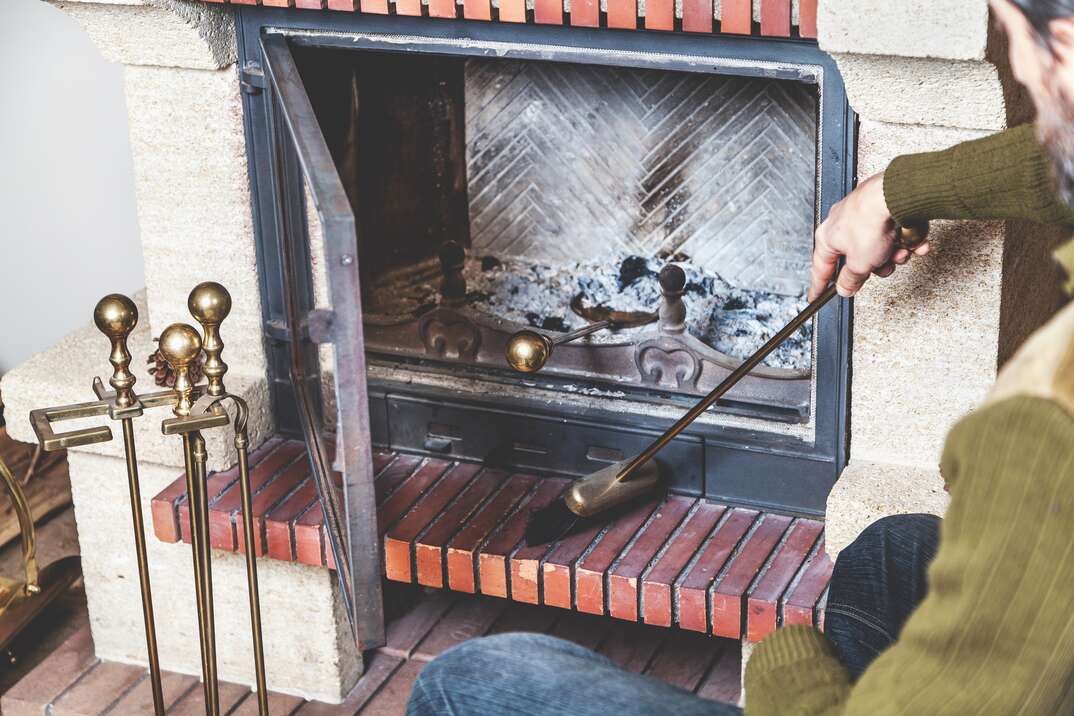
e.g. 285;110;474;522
151;438;832;642
195;0;817;38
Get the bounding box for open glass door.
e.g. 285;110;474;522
260;32;384;649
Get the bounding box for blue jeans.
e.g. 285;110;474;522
407;513;941;716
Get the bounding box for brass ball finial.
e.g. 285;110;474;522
188;282;230;397
159;323;202;416
187;282;232;325
158;324;202;368
505;330;553;373
93;294;139;408
93;294;138;338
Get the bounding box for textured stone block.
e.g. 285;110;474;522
818;0;988;61
832;53;1006;130
0;292;271;472
49;1;235;70
825;460;949;558
122;64;268;382
67;451;361;703
851;121;1008;468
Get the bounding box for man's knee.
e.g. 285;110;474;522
414;633;603;690
842;513;941;562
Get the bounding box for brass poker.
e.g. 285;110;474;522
91;295;166;716
528;221;930;531
189;282;269;715
158;321;220;715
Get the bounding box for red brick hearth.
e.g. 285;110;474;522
195;0;817;38
151;438;833;642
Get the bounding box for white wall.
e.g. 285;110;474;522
0;0;144;375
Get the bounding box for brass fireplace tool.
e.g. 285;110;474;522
525;222;931;545
29;283;269;716
0;454;82;655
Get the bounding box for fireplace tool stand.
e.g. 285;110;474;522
29;283;269;716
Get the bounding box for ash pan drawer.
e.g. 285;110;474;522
385;393;703;496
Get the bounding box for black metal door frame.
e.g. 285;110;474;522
236;9;856;649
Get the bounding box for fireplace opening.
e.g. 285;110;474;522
247;22;853;550
240;17;853;649
292;46;818;426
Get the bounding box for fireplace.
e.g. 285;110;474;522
238;9;853;649
1;0;1033;704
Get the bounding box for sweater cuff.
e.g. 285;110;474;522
749;624;837;676
883;148;962;225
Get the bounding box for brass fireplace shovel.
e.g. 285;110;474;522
0;454;81;653
525;222;930;545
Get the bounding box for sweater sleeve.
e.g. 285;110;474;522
743;625;851;716
883;123;1074;227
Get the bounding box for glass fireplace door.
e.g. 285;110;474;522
261;33;384;650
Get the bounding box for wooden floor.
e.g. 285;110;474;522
2;586;741;714
0;424;81;696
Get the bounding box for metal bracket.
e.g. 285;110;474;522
307;309;336;344
240;62;266;95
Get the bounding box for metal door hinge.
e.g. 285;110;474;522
240;63;266;95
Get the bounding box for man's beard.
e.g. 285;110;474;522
1036;86;1074;208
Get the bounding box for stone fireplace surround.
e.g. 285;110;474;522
3;0;1067;703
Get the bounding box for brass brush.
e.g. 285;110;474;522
524;222;930;546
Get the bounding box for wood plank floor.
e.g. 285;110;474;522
0;425;71;549
2;588;742;714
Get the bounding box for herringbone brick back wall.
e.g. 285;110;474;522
465;59;817;295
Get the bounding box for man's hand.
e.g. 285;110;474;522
808;172;931;300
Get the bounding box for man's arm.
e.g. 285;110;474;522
810;123;1074;300
746;395;1074;716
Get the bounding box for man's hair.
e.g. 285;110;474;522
1011;0;1074;42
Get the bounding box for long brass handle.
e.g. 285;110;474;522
615;221;930;483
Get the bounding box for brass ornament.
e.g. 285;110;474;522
505;293;658;374
188;282;231;397
505;330;554;373
0;453;81;655
93;294;138;409
147;342;203;388
158;323;203;417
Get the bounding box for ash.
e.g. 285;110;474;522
466;254;811;371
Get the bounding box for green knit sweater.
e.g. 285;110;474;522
744;124;1074;715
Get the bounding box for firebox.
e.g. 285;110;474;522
236;9;853;647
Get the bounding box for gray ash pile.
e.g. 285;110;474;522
466;254;811;371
